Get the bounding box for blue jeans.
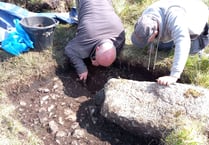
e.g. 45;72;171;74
159;23;209;54
158;41;174;51
158;39;206;55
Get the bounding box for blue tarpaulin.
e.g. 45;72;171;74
0;2;78;42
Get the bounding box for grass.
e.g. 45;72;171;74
163;118;209;145
184;51;209;88
0;49;56;89
0;0;209;144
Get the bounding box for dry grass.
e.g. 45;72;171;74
0;49;56;89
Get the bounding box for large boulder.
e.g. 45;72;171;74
98;78;209;138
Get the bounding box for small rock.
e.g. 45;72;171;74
71;122;79;130
72;128;85;139
38;108;48;125
61;102;66;106
53;77;59;81
75;96;88;103
55;139;61;145
48;104;55;112
38;88;50;93
51;94;59;100
20;101;27;106
41;95;49;101
53;84;59;90
40;95;50;105
49;120;59;134
71;140;79;145
64;108;77;122
18;108;24;112
58;117;64;125
56;131;67;138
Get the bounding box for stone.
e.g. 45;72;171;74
49;120;59;134
100;78;209;137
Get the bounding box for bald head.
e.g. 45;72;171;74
95;40;116;67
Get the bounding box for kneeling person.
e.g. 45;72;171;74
65;0;125;81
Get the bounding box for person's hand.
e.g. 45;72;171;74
79;71;88;81
156;76;178;86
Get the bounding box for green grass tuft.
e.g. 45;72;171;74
163;118;209;145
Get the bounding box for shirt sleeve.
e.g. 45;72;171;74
167;8;191;78
65;44;88;75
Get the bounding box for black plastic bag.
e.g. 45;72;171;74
198;23;209;49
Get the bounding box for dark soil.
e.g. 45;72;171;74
7;59;161;145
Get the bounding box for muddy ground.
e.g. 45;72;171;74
6;59;161;145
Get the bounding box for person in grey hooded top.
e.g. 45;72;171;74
131;0;208;86
65;0;125;81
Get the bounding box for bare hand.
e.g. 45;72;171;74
157;76;178;86
79;71;88;81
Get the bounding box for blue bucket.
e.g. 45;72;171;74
20;16;59;50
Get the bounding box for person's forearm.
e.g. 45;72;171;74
68;54;87;74
170;40;190;79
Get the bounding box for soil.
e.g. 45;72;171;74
6;59;160;145
4;1;160;144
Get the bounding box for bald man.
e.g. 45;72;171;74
65;0;125;81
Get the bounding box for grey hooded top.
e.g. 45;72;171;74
65;0;125;74
139;0;208;78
